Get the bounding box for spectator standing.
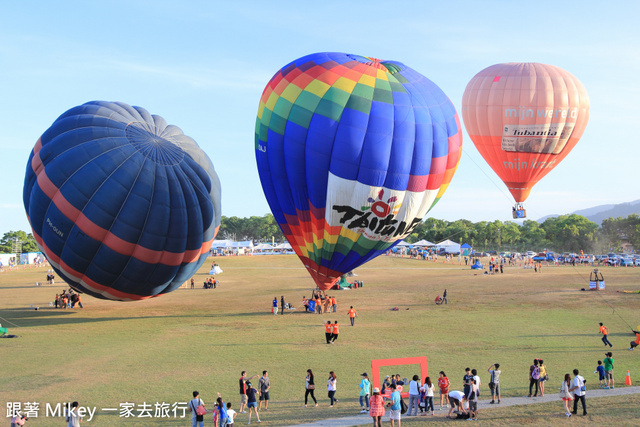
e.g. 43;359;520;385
304;369;318;407
559;373;573;417
238;371;259;413
421;376;435;416
528;359;540;397
348;306;357;326
188;392;205;427
471;369;481;398
437;371;450;410
272;297;278;315
599;322;613;347
258;371;270;411
569;369;587;416
488;364;501;404
466;378;478;421
302;296;308;312
538;360;547;396
386;384;402;427
407;374;421;416
359;372;371;413
331;295;337;313
226;402;236;427
604;352;615;389
369;387;385;427
280;296;285;315
328;371;338;407
595;360;606;387
245;381;261;424
442;289;448;304
215;393;228;427
462;368;472;398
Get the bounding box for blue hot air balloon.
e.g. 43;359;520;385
23;101;221;301
255;52;462;290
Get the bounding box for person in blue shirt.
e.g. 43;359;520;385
386;383;402;427
215;393;228;427
272;297;278;315
594;361;606;388
359;373;371;412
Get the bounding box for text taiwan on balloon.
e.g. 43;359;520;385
255;52;462;290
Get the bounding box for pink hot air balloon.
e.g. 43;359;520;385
462;63;589;215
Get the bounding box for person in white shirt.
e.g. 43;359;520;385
446;390;466;418
420;376;435;416
568;369;587;416
407;375;421;416
226;402;236;426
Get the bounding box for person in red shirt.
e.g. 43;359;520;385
348;306;358;326
437;371;450;410
331;321;340;343
325;321;333;344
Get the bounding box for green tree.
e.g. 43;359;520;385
0;230;39;254
541;215;598;253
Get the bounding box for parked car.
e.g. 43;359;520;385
620;257;634;267
635;258;640;266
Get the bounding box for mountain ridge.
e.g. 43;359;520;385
537;200;640;225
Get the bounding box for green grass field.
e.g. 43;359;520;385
1;255;639;426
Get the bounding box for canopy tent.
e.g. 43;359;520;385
435;239;461;254
396;241;412;247
413;239;434;247
274;242;292;250
460;243;472;256
254;243;275;251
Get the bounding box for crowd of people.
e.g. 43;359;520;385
188;371;272;426
53;289;83;309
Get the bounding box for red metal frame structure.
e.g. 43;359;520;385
371;356;429;398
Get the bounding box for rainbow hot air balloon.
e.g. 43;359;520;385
23;101;221;301
255;52;462;290
462;63;589;216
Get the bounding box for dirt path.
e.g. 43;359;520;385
291;386;640;426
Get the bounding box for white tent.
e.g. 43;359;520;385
435;239;461;254
254;243;275;251
274;242;292;250
396;241;411;247
413;239;434;247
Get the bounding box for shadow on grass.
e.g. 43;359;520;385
0;307;295;328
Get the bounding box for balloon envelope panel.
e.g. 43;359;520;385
256;52;462;290
23;101;221;301
462;62;589;202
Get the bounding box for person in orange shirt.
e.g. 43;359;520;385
331;296;337;313
348;306;358;326
331;321;340;343
316;296;322;314
629;329;640;350
599;323;613;347
325;321;333;344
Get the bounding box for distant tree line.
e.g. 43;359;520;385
2;214;637;255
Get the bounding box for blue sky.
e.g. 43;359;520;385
2;1;638;235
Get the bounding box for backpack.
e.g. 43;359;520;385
532;366;540;380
